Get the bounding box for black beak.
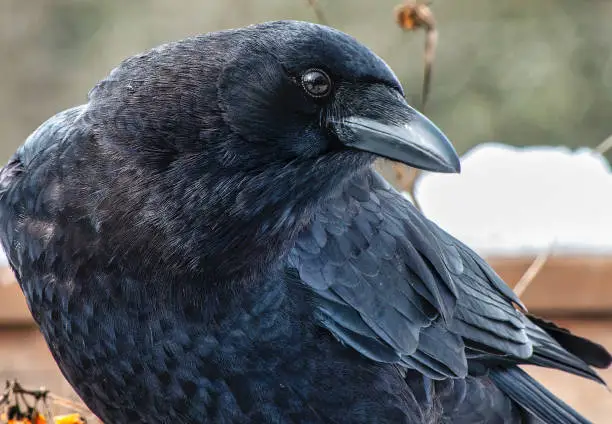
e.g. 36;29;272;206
330;86;460;173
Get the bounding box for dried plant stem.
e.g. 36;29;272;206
306;0;328;25
595;133;612;155
513;243;555;298
393;164;422;210
2;380;97;423
422;27;438;113
395;1;437;112
48;393;92;417
392;2;438;206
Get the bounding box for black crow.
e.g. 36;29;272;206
0;20;609;424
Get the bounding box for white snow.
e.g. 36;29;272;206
414;143;612;256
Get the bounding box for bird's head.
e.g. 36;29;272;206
216;20;460;174
84;20;459;283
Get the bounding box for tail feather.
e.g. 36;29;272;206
527;314;612;369
489;367;591;424
525;319;606;385
528;352;604;386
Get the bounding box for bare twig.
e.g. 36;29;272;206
512;134;611;298
393;164;423;210
595;133;612;156
513;242;556;298
48;393;92;417
305;0;328;25
392;2;438;211
422;27;438;112
395;1;437;112
1;380;95;423
518;132;609;302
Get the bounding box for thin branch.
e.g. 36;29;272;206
1;380;96;423
513;131;612;299
392;2;438;211
513;242;555;298
422;26;438;113
10;381;48;401
395;1;437;112
393;164;423;210
47;393;92;417
305;0;328;26
595;133;612;156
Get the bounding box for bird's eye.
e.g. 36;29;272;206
301;69;332;98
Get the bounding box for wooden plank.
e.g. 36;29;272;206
521;318;612;423
487;255;612;314
0;327;82;413
0;269;32;325
0;266;17;285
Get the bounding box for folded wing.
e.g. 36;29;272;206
289;171;609;386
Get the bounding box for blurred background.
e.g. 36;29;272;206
1;0;611;422
2;0;612;157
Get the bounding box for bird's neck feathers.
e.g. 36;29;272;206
165;151;370;285
92;145;370;287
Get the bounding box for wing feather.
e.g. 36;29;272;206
290;170;607;387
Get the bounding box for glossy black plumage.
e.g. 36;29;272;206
0;20;609;423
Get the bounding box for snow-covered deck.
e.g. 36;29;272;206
415;143;612;257
412;143;612;314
